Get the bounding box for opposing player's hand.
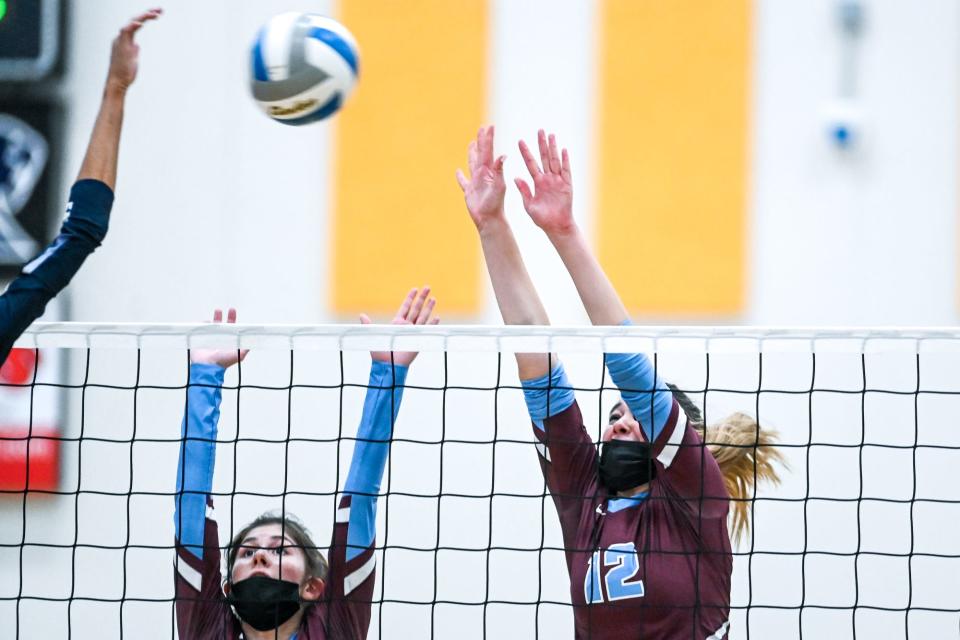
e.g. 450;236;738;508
190;308;250;369
516;129;575;237
106;8;162;92
456;125;507;232
360;287;439;367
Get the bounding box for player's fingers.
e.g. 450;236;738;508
429;316;440;325
548;134;561;174
476;127;487;166
537;130;551;175
127;8;161;31
467;141;479;173
515;178;533;208
455;169;469;192
407;286;431;322
359;313;371;325
227;308;238;324
518;140;541;178
481;125;494;167
415;298;436;325
561;148;571;183
475;127;487;168
213;309;223;323
120;22;142;40
396;288;418;321
494;155;506;175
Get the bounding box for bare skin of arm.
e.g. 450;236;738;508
456;126;555;381
76;8;162;189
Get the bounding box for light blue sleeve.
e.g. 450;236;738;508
605;319;673;442
174;363;224;559
520;364;576;432
343;360;408;561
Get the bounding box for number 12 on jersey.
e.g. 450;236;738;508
584;541;646;604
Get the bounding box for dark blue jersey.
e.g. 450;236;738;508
0;179;113;365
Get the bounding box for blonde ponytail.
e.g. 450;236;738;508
694;413;786;543
667;385;786;543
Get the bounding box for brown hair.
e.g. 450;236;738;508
226;512;329;584
667;384;787;543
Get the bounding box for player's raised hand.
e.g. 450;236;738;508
107;8;162;91
190;308;250;369
360;287;439;367
516;129;575;237
456;125;507;232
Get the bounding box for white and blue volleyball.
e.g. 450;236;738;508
250;13;359;125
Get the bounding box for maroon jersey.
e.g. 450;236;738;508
173;494;376;639
534;399;732;639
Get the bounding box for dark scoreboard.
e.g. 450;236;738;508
0;0;59;81
0;0;61;270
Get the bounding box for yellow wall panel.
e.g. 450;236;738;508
332;0;487;314
596;0;751;316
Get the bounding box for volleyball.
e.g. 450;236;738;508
249;13;359;125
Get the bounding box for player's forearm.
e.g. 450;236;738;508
478;218;550;326
340;364;405;560
0;181;114;366
76;83;127;189
0;281;48;366
343;361;407;497
478;218;557;379
547;225;629;327
175;364;223;555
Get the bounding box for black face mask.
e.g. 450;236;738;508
227;576;301;631
598;440;656;492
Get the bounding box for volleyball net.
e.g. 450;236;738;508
2;323;959;639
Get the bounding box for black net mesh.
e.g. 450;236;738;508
1;328;959;638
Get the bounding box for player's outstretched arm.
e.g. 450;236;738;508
332;288;437;616
343;287;438;522
173;309;246;636
456;125;556;381
517;130;672;440
77;8;161;188
0;9;161;366
175;309;248;558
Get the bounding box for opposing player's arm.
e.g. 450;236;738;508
0;181;113;365
0;9;160;367
456;125;556;381
77;8;161;188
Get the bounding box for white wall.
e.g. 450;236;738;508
750;0;959;325
2;0;959;638
62;0;337;324
49;0;960;327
